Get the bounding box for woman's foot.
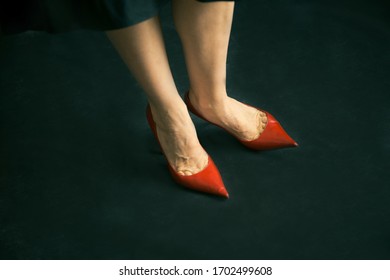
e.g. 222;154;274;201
187;90;268;142
149;101;209;176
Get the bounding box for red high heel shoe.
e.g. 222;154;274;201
146;104;229;198
184;91;298;150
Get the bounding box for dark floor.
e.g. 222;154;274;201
1;0;390;260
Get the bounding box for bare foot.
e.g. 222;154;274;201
150;102;208;176
187;91;268;141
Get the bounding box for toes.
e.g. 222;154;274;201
177;169;193;176
257;112;267;132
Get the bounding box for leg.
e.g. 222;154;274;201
106;16;207;175
172;0;267;141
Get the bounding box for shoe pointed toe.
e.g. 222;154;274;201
168;156;228;198
241;112;298;150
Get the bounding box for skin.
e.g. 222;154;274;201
106;0;267;176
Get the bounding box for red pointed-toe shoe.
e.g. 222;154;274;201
184;91;298;151
146;104;229;198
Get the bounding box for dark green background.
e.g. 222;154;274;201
1;0;389;259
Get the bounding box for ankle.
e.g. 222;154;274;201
150;101;192;132
188;88;229;114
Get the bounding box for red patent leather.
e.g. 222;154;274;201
184;92;298;150
146;104;229;198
